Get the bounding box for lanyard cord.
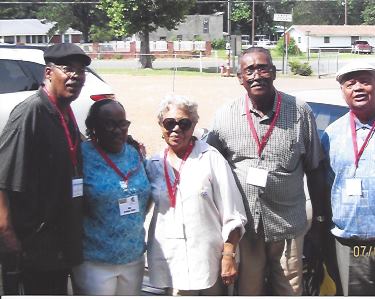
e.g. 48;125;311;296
163;141;194;208
350;111;375;169
92;140;142;186
43;87;79;167
245;91;282;157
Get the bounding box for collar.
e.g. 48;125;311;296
154;139;210;162
38;86;63;118
241;90;279;121
353;115;375;131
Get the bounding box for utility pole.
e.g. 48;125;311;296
344;0;348;25
251;0;255;45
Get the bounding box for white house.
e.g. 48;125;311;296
149;13;224;41
0;19;83;45
286;25;375;52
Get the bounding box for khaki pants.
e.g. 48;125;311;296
237;229;304;296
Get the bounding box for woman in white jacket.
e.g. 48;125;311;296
146;95;247;296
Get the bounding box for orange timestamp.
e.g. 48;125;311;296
353;246;375;257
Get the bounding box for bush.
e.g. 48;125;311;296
211;38;226;50
275;37;301;56
289;60;313;76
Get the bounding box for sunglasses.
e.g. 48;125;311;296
162;118;193;131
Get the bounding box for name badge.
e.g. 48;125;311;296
246;167;269;187
72;178;83;198
345;178;362;196
118;195;139;216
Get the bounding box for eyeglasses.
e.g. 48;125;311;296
244;64;273;77
102;119;131;132
52;64;86;76
162;118;193;131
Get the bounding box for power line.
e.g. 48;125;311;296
0;1;99;3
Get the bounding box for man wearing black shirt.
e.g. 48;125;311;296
0;43;91;294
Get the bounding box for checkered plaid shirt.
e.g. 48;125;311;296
207;91;324;242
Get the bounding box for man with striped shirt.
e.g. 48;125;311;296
207;47;325;295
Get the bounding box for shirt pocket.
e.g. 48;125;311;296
278;139;301;172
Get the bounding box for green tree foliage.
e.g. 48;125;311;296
0;0;39;19
36;0;110;42
99;0;195;68
275;37;300;56
362;0;375;25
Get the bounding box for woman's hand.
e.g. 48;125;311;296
221;255;237;286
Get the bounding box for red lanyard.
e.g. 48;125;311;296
350;111;375;169
43;87;79;167
92;141;142;188
245;92;282;157
163;142;194;208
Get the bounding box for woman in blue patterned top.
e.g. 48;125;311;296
71;99;151;295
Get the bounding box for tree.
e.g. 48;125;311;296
362;0;375;25
36;0;110;42
99;0;195;68
0;0;40;19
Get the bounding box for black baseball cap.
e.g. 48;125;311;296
44;43;91;66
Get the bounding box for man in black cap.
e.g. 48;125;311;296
0;43;91;294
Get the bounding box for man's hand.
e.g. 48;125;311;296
0;191;21;253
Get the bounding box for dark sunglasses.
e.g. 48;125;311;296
162;118;193;131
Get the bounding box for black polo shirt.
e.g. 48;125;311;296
0;88;83;269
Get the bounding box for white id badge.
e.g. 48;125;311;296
118;195;139;216
72;178;83;198
246;167;269;187
345;178;362;196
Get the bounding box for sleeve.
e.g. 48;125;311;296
321;130;335;188
302;103;325;172
209;150;247;242
0;103;37;192
207;111;230;160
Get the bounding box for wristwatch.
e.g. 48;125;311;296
222;251;236;258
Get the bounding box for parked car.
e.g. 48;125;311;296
0;45;115;133
351;40;373;54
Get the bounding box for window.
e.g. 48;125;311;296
32;35;37;43
0;59;43;94
324;36;330;43
298;37;301;43
38;35;44;43
4;36;15;44
351;36;359;44
63;34;70;43
203;18;209;34
159;36;167;41
176;35;183;41
26;35;31;43
16;36;21;43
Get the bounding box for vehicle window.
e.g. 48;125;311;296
22;61;45;86
0;59;38;94
308;102;349;137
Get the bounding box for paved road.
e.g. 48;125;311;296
91;54;375;77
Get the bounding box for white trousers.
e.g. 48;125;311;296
72;256;145;295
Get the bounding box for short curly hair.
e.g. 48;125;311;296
157;94;199;125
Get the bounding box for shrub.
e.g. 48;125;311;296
211;38;226;50
289;60;313;76
275;37;301;56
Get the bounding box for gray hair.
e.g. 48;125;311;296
157;94;199;124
